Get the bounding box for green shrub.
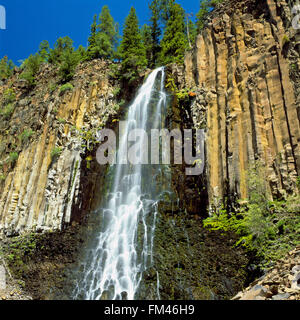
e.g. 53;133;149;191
204;198;300;266
59;83;74;93
50;147;62;160
296;176;300;190
19;129;34;144
77;128;100;152
9;152;19;164
282;34;290;47
58;118;66;124
2;88;16;104
112;100;126;112
49;83;57;93
165;75;194;103
108;63;120;80
176;88;191;101
203;161;300;268
112;87;121;97
290;63;297;71
20;54;42;86
3;233;38;277
0;103;15;119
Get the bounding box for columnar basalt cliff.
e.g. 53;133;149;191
0;0;299;301
184;0;300;208
0;60;122;237
1;0;298;236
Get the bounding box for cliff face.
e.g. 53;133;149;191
2;0;299;235
184;0;300;208
0;60;122;237
1;0;299;300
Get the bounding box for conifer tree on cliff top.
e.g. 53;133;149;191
87;5;119;60
149;0;162;68
120;7;147;82
159;1;188;65
87;14;98;60
141;24;153;68
98;5;119;58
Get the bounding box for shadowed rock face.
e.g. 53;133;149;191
184;0;300;208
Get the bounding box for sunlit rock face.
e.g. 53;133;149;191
183;0;300;208
0;0;299;301
0;60;122;237
1;0;299;236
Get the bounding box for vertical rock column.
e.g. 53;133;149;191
185;0;300;208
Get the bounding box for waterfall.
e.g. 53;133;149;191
73;67;170;300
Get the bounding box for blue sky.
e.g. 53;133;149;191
0;0;200;65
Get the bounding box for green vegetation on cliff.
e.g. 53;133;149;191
0;56;15;80
0;88;16;120
203;162;300;269
1;1;225;86
20;53;42;86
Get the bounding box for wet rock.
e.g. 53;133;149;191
148;212;251;301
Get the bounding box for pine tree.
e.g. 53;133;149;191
86;6;119;60
0;56;14;80
98;5;119;57
77;45;86;61
48;36;74;64
120;7;147;82
39;40;50;62
95;32;112;59
59;48;80;83
20;54;42;86
141;24;153;67
160;0;175;24
196;0;210;31
149;0;161;67
159;2;188;65
86;14;98;60
8;60;15;74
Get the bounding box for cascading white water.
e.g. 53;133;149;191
73;67;169;300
